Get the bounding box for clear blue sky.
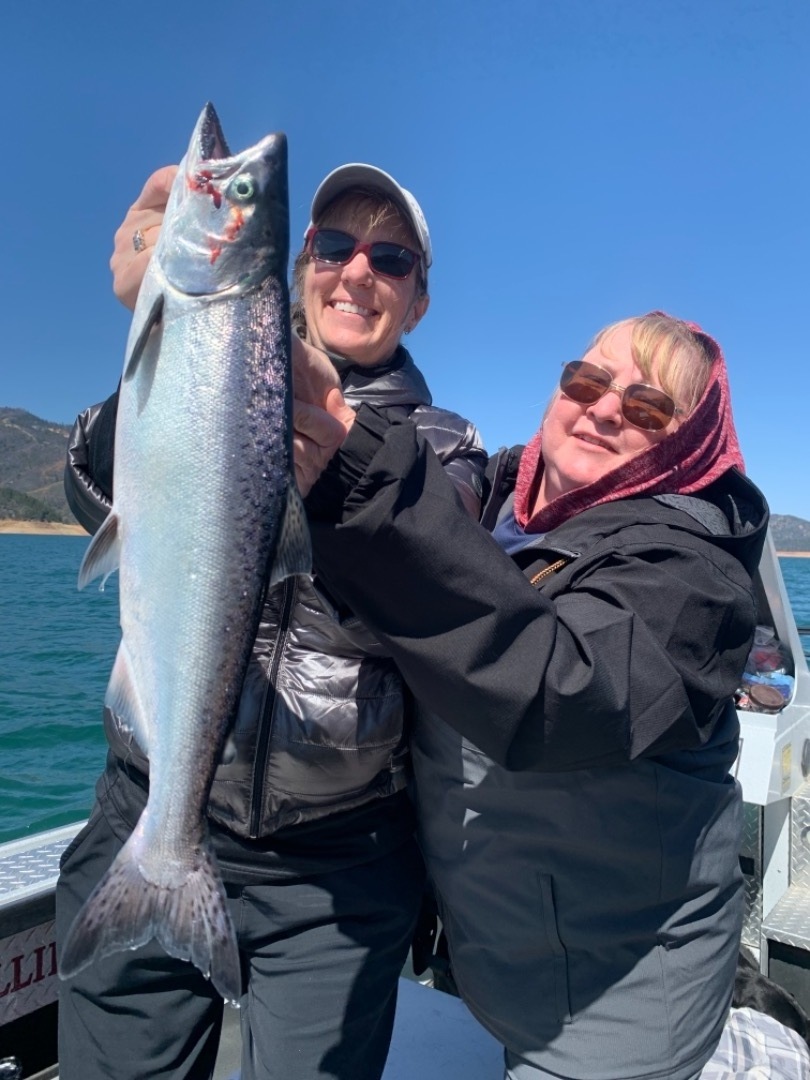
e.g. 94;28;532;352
2;1;808;517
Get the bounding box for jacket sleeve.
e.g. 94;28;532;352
64;390;119;535
306;406;757;773
410;404;487;518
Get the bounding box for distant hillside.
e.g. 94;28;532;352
0;408;73;522
2;406;810;548
769;515;810;553
0;486;66;522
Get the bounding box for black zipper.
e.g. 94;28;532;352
249;577;297;837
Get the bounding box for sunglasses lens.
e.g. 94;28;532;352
561;361;677;430
369;244;417;278
310;230;418;279
622;385;675;431
560;361;611;403
310;229;356;264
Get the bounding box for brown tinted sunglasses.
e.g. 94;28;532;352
560;360;683;431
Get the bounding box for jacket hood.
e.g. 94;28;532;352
489;450;769;581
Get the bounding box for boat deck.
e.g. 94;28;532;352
209;977;501;1080
209;978;502;1080
0;824;503;1079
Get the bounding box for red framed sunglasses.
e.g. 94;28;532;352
306;228;419;280
560;360;683;431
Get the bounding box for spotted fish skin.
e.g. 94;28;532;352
59;104;310;1003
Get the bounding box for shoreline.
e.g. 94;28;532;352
0;519;809;555
0;519;87;536
1;518;810;555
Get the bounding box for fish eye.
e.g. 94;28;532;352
230;175;255;201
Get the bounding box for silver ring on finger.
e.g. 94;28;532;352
132;229;147;253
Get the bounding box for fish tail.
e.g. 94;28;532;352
59;832;241;1003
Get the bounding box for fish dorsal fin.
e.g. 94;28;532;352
78;511;121;590
268;483;312;588
124;293;164;381
105;642;152;756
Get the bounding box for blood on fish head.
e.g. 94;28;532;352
157;103;289;297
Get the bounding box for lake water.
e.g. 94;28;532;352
1;535;809;844
0;535;118;843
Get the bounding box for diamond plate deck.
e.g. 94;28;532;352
0;825;83;1025
790;781;810;888
0;824;81;907
762;883;810;950
741;801;764;948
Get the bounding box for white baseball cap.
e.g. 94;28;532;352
307;163;432;269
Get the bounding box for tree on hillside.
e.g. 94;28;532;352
0;486;65;522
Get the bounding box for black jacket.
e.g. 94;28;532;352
305;404;770;1077
306;403;768;773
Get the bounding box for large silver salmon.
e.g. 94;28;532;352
59;104;310;1002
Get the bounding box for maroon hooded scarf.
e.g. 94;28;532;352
513;316;745;534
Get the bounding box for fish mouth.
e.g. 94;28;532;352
160;104;289;298
196;102;231;161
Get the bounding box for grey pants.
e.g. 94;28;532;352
56;799;424;1080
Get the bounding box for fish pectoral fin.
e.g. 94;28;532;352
105;642;152;755
77;511;121;590
268;482;313;588
124;293;165;380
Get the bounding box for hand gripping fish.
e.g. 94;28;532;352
59;104;310;1003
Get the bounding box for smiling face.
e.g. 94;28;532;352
301;194;429;368
535;323;682;512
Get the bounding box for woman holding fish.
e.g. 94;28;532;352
59;111;485;1080
295;311;772;1079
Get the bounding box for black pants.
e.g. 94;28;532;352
56;796;424;1080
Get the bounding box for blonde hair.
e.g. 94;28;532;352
591;313;715;416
